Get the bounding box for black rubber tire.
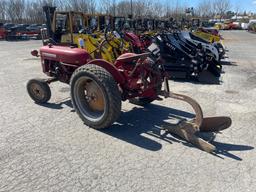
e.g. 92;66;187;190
27;79;51;103
70;64;122;129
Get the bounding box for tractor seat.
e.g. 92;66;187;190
116;52;151;63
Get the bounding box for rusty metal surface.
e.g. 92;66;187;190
168;92;204;130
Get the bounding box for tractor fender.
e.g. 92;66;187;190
87;59;126;85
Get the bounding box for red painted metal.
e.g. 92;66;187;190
40;45;92;65
115;55;162;99
87;59;126;85
124;32;152;52
116;53;150;63
0;28;6;39
125;32;143;49
87;55;161;100
37;44;161;100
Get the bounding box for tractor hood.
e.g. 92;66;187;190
40;45;92;65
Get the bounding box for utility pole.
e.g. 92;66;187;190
130;0;133;19
113;0;116;17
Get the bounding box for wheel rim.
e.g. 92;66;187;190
74;76;106;122
30;83;45;100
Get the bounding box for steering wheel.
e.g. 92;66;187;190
104;26;124;50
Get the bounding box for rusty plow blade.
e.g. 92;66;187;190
161;91;232;153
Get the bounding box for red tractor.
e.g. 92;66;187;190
27;42;231;153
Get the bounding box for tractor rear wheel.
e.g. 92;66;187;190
70;64;122;129
27;79;51;103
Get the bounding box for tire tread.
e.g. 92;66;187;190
70;64;121;129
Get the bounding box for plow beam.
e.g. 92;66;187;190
168;92;203;130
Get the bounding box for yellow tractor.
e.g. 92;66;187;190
43;6;131;63
193;30;221;43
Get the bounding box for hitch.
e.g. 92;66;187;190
160;77;231;153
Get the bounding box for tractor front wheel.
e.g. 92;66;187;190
70;64;122;129
27;79;51;103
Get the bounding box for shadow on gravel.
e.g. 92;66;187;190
221;60;238;66
101;104;195;152
101;104;254;160
172;71;222;85
38;100;253;160
38;99;73;110
212;141;254;161
171;60;238;85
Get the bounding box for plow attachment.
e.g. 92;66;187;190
161;78;232;153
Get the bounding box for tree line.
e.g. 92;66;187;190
0;0;241;24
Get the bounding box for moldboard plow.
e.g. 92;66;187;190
157;77;232;153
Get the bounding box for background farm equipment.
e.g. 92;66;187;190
4;24;42;41
248;22;256;33
180;31;225;60
40;6;226;81
223;21;241;30
152;32;222;79
196;27;220;37
0;23;6;40
193;29;222;43
42;7;132;64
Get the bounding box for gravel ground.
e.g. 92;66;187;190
0;31;255;192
